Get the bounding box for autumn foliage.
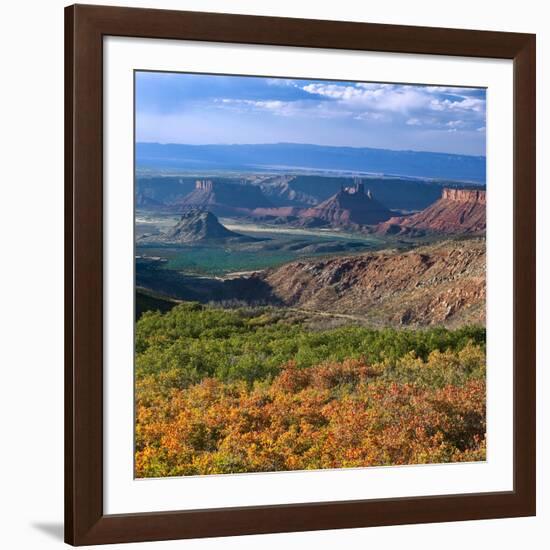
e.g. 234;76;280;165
135;303;486;477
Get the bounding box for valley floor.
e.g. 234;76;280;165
136;235;486;329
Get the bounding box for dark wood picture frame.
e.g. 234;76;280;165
65;3;536;545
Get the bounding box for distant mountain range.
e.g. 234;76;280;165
136;174;478;213
256;175;445;211
137;177;486;234
136;175;450;212
136;142;486;183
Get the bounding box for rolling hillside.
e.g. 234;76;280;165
263;239;486;327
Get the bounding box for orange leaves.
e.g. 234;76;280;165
135;359;486;478
272;357;377;394
134;307;486;477
310;357;379;390
271;361;310;393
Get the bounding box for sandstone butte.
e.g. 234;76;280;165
252;181;394;227
377;187;486;235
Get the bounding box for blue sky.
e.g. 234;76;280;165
135;72;486;156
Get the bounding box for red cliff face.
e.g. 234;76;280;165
299;186;393;227
442;188;486;204
376;187;486;235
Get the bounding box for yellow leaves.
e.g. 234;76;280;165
135;357;486;478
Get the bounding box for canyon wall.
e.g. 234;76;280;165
442;188;486;204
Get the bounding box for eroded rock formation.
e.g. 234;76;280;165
377;188;486;235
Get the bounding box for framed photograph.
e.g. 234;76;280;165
65;4;536;545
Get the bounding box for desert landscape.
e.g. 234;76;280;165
134;74;487;477
136;173;486;327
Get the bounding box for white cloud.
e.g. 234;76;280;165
303;83;385;101
430;97;485;113
424;85;482;96
215;83;486;131
302;82;485;121
302;83;429;114
355;83;395;91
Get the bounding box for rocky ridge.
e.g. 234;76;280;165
376;188;486;235
261;238;486;327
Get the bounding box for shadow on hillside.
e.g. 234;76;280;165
136;265;282;308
